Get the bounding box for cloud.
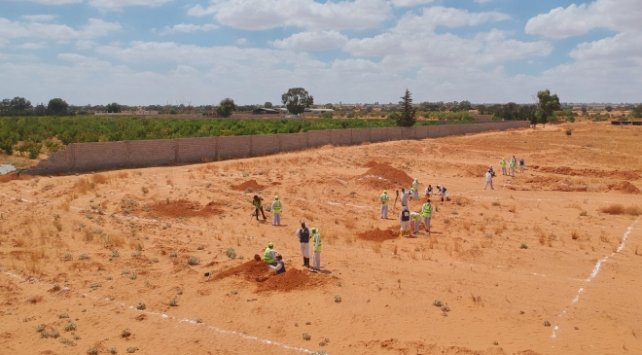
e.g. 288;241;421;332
0;17;120;43
21;14;58;22
389;0;433;7
160;23;218;35
395;6;509;32
88;0;172;11
29;0;83;4
525;0;642;39
188;0;391;31
272;31;348;51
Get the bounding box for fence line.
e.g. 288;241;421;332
27;121;528;175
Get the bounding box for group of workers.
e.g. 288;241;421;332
252;195;323;274
380;178;447;238
486;155;526;190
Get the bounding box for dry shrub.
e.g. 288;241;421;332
453;196;471;207
72;178;95;195
92;174;109;184
571;230;580;240
599;204;641;216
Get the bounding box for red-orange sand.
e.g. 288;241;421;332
1;121;641;354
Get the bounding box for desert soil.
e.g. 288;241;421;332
0;121;641;355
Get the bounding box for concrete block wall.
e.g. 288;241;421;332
307;130;331;148
329;129;352;146
279;132;308;152
217;135;251;160
127;140;177;167
251;134;280;157
28;121;529;174
177;137;217;163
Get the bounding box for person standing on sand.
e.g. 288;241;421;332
380;191;390;219
510;156;516;177
271;195;282;226
484;167;494;190
400;187;409;207
399;205;411;237
311;227;322;272
500;158;507;176
296;222;311;267
421;198;433;233
252;195;266;221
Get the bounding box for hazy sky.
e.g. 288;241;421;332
1;0;640;105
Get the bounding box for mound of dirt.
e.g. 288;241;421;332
0;172;32;183
212;259;327;292
608;181;641;194
356;161;413;189
357;227;399;242
536;166;641;180
146;200;223;218
231;179;266;191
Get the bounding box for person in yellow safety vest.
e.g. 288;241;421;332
263;242;278;266
379;191;389;219
271;196;282;226
399;206;411;237
410;178;419;199
500;158;507;176
510;155;516;177
410;211;421;236
421;198;433;233
311;228;322;272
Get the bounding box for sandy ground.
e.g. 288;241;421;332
1;121;641;355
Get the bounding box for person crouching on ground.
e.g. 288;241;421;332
296;222;311;267
269;255;286;274
421;198;433;233
263;242;279;266
410;211;421;236
399;206;411;237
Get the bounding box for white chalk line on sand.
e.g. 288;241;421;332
1;270;319;354
551;218;639;339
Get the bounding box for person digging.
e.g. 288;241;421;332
252;194;267;221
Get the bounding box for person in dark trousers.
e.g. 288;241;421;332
296;222;311;267
252;195;266;221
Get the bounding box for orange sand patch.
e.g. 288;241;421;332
356;161;413;189
608;180;641;194
212;259;326;292
145;199;223;218
357;227;399;242
536;166;641;180
231;179;266;191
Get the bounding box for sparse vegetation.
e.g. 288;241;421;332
599;204;641;216
225;248;237;259
187;256;200;266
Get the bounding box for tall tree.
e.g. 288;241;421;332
47;98;69;115
536;89;560;126
281;87;313;115
216;98;236;118
106;102;121;113
395;89;416;127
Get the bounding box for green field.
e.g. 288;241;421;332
0;115;476;158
